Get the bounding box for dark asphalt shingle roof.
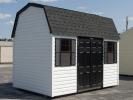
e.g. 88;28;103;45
12;3;119;40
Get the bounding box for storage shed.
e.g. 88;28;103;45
120;29;133;76
0;39;13;64
12;3;120;97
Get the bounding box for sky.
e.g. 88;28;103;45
0;0;133;38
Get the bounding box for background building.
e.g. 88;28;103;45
120;28;133;76
0;39;13;65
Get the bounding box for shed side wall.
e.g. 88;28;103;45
13;7;52;96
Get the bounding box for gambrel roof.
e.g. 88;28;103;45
11;3;119;40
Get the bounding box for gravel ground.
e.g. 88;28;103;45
0;66;133;100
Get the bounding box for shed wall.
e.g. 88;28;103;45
13;7;52;96
52;36;119;96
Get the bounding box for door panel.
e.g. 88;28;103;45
78;37;103;91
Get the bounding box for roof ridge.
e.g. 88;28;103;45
28;2;112;20
45;6;111;20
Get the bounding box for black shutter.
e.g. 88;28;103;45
104;42;108;64
71;40;76;65
113;43;117;63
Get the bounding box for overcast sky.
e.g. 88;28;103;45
0;0;133;38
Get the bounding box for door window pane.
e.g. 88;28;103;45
55;53;60;66
61;39;71;52
55;39;60;52
61;53;70;66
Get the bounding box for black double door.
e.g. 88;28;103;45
77;37;103;91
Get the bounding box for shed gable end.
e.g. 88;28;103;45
13;6;52;96
11;3;51;38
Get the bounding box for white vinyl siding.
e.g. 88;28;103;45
103;41;119;87
52;36;77;97
13;7;52;96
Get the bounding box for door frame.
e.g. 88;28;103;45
77;36;104;92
